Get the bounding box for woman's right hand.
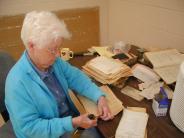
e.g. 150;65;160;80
72;114;97;129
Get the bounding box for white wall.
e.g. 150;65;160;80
0;0;109;45
108;0;184;52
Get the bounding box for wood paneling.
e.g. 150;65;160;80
0;7;100;60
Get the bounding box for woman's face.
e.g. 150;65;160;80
28;38;63;71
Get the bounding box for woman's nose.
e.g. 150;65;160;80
55;50;61;57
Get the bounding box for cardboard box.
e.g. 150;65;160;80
152;87;169;117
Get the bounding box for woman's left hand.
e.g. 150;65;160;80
97;96;114;121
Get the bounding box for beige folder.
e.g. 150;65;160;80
69;85;124;116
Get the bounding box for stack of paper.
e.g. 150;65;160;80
69;85;124;116
116;108;148;138
82;56;132;84
144;49;184;84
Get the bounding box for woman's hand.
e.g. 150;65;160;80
72;114;97;129
97;96;114;121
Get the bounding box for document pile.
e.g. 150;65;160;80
82;56;131;84
116;108;148;138
129;63;173;100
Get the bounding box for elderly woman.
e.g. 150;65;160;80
5;11;113;138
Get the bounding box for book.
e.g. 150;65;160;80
69;85;124;116
144;49;184;84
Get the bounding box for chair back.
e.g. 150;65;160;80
0;52;15;114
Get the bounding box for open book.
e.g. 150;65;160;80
144;49;184;84
69;85;124;116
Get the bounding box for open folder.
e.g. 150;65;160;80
69;85;124;116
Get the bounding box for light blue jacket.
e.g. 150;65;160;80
5;52;104;138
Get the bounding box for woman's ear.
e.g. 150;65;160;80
28;41;34;49
27;41;36;57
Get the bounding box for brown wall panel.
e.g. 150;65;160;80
0;7;100;60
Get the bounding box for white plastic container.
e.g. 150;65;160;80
170;62;184;132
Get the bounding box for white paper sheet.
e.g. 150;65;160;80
139;82;164;100
115;109;148;138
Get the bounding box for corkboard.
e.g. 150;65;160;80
0;7;100;60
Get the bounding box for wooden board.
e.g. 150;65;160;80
0;114;5;127
0;7;100;60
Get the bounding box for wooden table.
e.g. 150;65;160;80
70;56;184;138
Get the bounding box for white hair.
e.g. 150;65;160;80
21;11;71;49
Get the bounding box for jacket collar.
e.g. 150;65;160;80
21;51;53;95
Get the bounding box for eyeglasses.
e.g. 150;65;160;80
46;47;61;56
